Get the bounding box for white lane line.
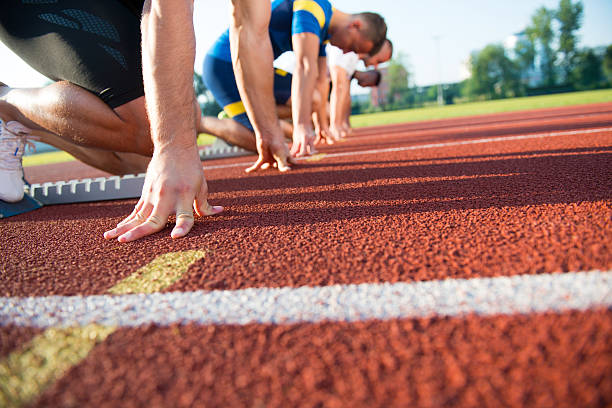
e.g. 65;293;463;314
203;126;612;171
2;271;611;328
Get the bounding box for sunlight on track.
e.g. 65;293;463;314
305;153;328;162
202;126;612;171
0;251;206;408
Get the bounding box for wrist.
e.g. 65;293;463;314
294;123;313;132
154;140;199;158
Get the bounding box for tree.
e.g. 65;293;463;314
468;44;521;99
526;6;556;86
556;0;584;84
514;32;536;82
572;48;604;90
604;45;612;85
193;72;221;116
386;52;411;106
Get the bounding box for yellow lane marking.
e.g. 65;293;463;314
0;250;206;407
305;153;327;162
108;250;206;295
0;325;114;408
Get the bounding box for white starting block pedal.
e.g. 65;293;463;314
24;173;146;205
199;139;253;160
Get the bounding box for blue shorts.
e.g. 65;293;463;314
203;54;292;131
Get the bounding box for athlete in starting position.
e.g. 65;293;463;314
323;39;392;142
0;0;293;242
199;0;387;157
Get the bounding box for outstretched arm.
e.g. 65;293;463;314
329;65;350;139
312;56;332;144
290;32;321;157
104;0;222;243
229;0;293;172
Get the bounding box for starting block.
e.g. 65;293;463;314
1;173;146;218
199;140;252;160
1;142;253;218
25;173;146;205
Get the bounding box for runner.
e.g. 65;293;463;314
0;0;291;242
325;39;392;142
200;0;387;157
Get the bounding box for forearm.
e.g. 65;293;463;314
229;0;281;139
291;61;318;130
330;69;349;127
141;0;197;152
313;58;330;132
342;85;352;125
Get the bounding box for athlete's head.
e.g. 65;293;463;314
354;69;382;87
361;39;392;68
330;12;387;56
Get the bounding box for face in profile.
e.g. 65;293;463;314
361;40;392;68
331;19;375;55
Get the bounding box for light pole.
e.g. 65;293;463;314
433;35;444;106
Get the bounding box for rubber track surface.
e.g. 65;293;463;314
2;103;611;407
33;310;612;408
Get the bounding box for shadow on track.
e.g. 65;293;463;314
175;147;612;235
7;147;611;227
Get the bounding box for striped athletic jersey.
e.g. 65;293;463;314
207;0;333;62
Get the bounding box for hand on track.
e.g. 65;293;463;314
315;125;335;145
104;147;223;242
246;130;294;173
290;125;316;157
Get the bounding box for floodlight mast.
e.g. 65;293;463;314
434;35;444;106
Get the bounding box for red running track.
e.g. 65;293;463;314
1;103;611;407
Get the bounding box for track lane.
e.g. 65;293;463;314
3;111;611;296
2;103;611;407
31;310;612;408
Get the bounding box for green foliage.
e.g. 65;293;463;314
514;34;536;74
193;72;222;116
467;44;522;99
193;72;206;96
556;0;584;83
386;52;410;105
526;6;556;86
572;48;605;90
604;45;612;84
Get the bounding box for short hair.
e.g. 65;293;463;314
354;12;387;56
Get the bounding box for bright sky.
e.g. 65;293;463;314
0;0;610;88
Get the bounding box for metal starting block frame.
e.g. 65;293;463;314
25;173;146;205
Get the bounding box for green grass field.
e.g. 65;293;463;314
23;89;611;167
350;88;612;128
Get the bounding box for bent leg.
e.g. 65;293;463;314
199;116;256;152
0;1;153;159
0;84;152;156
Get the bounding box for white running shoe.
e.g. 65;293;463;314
0;118;33;202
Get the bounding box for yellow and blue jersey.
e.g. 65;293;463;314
208;0;333;62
